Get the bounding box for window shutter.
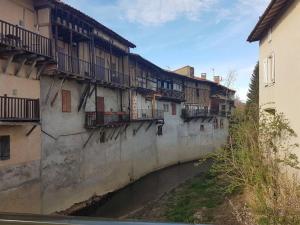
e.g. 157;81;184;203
62;90;71;112
263;58;268;85
172;103;176;116
0;136;10;160
271;53;275;83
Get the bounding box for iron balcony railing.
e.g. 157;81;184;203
159;88;185;101
131;109;164;121
0;19;52;58
0;95;40;122
85;111;129;128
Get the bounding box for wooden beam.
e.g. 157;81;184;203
50;78;65;107
145;121;154;132
26;125;37;136
4;53;16;74
83;130;96;149
133;121;145;136
26;59;39;78
36;62;49;79
15;58;27;76
45;77;56;104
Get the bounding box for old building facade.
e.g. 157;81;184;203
248;0;300;159
0;0;235;214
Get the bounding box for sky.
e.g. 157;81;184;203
63;0;271;101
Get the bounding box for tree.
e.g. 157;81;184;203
246;62;259;107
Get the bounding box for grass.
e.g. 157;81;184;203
165;173;228;223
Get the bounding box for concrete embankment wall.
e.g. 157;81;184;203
39;77;228;214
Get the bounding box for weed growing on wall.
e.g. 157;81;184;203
208;108;300;225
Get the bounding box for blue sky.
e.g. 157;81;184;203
63;0;270;101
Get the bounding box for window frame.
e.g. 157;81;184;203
0;136;10;161
62;90;72;113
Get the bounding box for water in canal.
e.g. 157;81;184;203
75;161;211;219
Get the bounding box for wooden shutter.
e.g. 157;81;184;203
171;103;176;116
263;58;268;85
96;97;105;112
62;90;71;112
0;136;10;160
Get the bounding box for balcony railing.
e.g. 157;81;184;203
85;111;129;128
0;96;40;122
159;88;185;101
181;108;210;119
57;52;93;79
57;53;129;87
0;19;52;58
131;109;164;121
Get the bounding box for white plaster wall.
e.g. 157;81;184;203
39;77;229;214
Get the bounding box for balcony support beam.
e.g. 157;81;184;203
51;78;65;107
37;62;50;79
26;125;37;137
15;58;27;76
4;53;16;74
133;121;145;136
145;121;154;132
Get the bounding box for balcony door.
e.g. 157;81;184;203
96;97;105;125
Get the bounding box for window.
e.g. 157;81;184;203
163;104;169;113
157;125;163;136
100;132;106;143
263;53;275;86
213;118;219;129
171;103;176;116
0;136;10;161
220;119;224;129
200;124;205;131
62;90;71;112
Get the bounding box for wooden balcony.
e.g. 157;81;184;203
0;96;40;123
131;109;164;121
181;108;210;120
0;19;52;58
56;52;129;88
158;88;185;102
85;111;129;128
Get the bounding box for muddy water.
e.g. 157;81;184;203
76;161;211;219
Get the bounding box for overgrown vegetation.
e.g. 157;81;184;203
165;173;228;223
209;108;300;225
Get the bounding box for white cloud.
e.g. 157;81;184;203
237;0;271;15
117;0;217;26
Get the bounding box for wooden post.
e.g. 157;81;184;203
95;83;98;126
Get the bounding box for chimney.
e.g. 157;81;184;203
213;76;221;84
201;73;207;80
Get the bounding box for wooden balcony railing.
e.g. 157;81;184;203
0;96;40;122
57;52;93;78
57;52;129;87
159;88;185;102
0;19;52;58
181;108;210;119
85;111;129;128
131;109;164;121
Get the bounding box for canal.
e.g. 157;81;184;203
75;161;211;219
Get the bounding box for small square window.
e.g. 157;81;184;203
0;136;10;161
200;124;205;131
